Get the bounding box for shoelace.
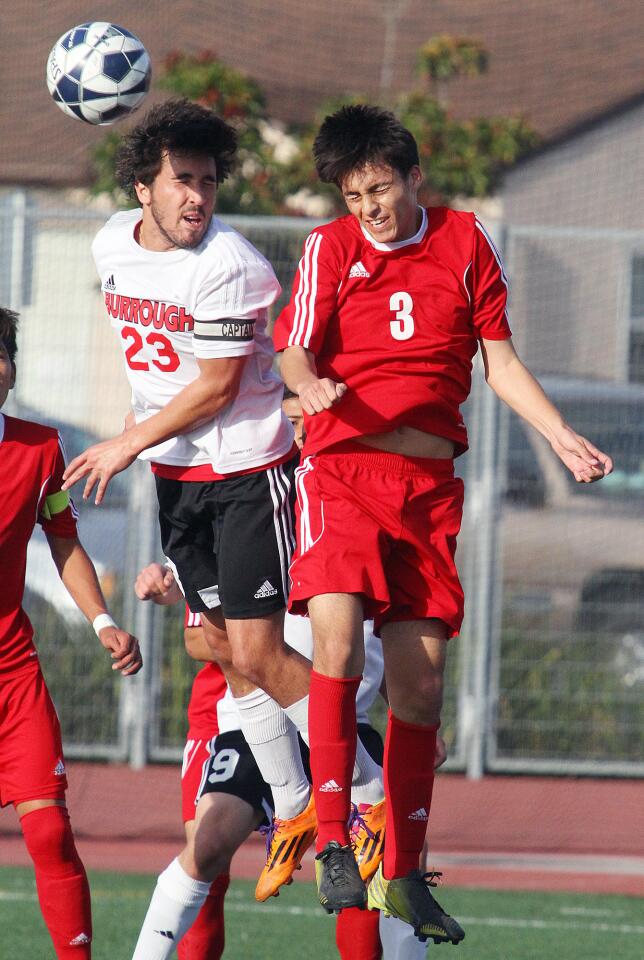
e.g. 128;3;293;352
259;820;279;861
320;845;357;887
347;803;376;841
422;870;443;888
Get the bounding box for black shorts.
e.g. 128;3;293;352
197;730;274;827
155;455;297;619
197;724;384;829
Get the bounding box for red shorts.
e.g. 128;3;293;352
290;444;465;636
181;733;214;823
0;661;68;807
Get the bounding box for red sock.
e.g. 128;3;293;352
383;712;438;879
309;670;361;851
176;872;229;960
20;806;92;959
336;906;382;960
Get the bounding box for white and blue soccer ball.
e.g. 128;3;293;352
46;22;151;125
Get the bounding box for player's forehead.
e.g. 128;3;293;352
0;340;11;362
158;150;217;180
341;163;399;196
282;397;303;419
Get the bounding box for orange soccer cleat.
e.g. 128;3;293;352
255;792;317;901
348;798;386;882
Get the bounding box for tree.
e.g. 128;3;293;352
91;50;303;215
91;40;538;213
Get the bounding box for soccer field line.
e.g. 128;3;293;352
1;889;643;935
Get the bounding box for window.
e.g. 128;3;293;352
628;254;644;384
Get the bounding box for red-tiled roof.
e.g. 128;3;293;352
3;0;643;187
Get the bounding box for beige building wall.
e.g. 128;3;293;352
499;103;644;381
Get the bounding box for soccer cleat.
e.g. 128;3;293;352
315;840;368;914
255;792;317;902
367;864;465;945
348;799;386;882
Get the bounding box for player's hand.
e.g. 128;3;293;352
97;627;142;676
135;563;180;603
434;734;448;769
62;436;137;505
297;377;347;415
549;425;613;483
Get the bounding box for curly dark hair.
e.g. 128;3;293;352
115;98;238;198
313;104;420;186
0;306;18;364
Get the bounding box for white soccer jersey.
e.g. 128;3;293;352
215;614;384;734
92;209;294;472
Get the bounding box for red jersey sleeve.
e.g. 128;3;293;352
273;230;342;356
184;604;202;628
39;434;78;539
470;218;512;340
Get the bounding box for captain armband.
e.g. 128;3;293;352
41;489;70;520
193;315;256;343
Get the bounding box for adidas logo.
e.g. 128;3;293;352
54;759;66;776
320;779;343;793
104;274;116;291
254;579;278;599
408;807;428;821
348;261;370;279
155;930;175;941
69;933;91;945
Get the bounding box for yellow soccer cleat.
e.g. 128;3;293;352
348;799;386;882
255;792;317;901
367;863;465;945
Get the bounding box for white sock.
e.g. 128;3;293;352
283;694;309;744
282;692;383;805
379;911;427;959
351;737;385;806
234;687;310;820
131;858;211;960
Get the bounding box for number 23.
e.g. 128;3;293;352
389;291;414;341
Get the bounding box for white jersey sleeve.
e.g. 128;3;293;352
192;228;281;361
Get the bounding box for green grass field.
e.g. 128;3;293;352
0;866;642;960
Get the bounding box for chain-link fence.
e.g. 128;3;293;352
2;192;643;775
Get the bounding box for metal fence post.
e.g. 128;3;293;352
464;221;507;779
118;461;162;768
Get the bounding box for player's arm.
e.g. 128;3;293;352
480;337;613;483
274;230;347;415
184;627;217;663
62;354;246;504
45;532;142;675
280;346;346;415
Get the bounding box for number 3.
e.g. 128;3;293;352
389;291;414;341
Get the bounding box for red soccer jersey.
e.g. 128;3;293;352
183;606;227;738
273;207;512;456
0;415;78;674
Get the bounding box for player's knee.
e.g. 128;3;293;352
202;627;233;667
20;805;82;872
391;673;444;724
229;645;264;685
188;836;233;881
313;637;363;678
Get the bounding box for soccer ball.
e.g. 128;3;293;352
46;22;151;125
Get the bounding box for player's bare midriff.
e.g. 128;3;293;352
357;426;455;459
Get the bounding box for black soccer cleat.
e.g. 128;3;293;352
314;840;368;914
368;865;465;945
